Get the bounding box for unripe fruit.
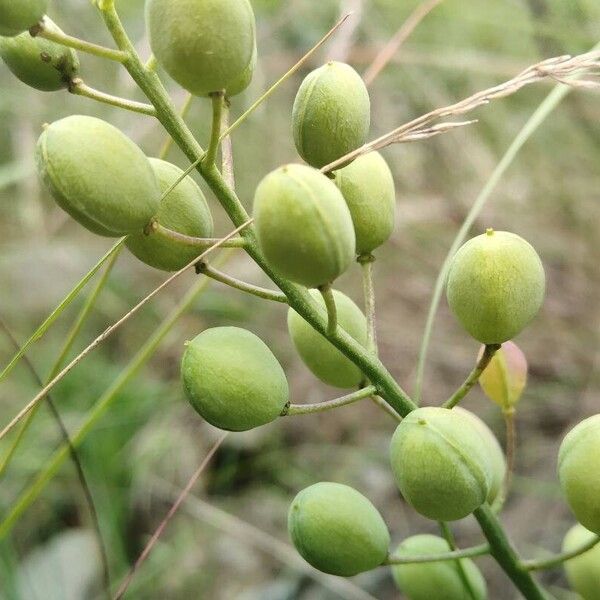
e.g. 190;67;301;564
288;482;390;576
253;164;355;288
0;21;79;91
36;116;161;237
558;415;600;534
226;40;256;97
181;327;288;432
391;534;487;600
0;0;46;37
126;158;214;271
146;0;256;97
292;61;370;169
287;289;367;389
390;407;493;521
446;229;545;344
562;524;600;600
479;341;527;412
334;151;396;255
454;407;505;505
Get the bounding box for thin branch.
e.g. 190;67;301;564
384;543;490;565
523;535;600;571
219;13;353;140
282;386;376;416
319;284;338;336
0;221;253;443
204;92;224;168
159;94;193;160
493;409;516;514
32;17;127;63
363;0;444;86
195;261;287;303
113;434;228;600
150;221;247;248
439;522;479;600
321;49;600;173
358;255;377;354
443;344;500;409
69;79;157;117
0;319;111;600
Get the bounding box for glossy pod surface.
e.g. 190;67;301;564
253;163;355;288
287;289;367;389
126;158;214;271
146;0;255;97
181;327;289;432
446;229;545;344
0;0;47;37
392;534;487;600
36;115;160;236
292;61;370;169
288;482;390;576
390;407;492;521
334;151;396;255
563;524;600;600
0;20;79;91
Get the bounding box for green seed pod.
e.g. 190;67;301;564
454;407;505;505
126;158;214;271
562;524;600;600
292;61;370;169
390;407;493;521
253;163;355;288
479;341;527;412
446;229;545;344
181;327;289;432
36;115;161;237
287;289;367;389
288;482;390;576
226;40;256;97
146;0;256;97
0;21;79;91
558;415;600;534
334;151;396;255
391;535;487;600
0;0;46;37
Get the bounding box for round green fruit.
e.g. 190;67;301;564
287;289;367;389
36;116;161;237
126;158;214;271
391;534;487;600
0;0;46;37
181;327;288;432
226;38;256;97
558;415;600;534
0;20;79;91
146;0;256;97
292;61;370;169
288;482;390;576
390;407;492;521
253;163;355;288
446;229;545;344
563;524;600;600
454;407;505;505
334;151;396;255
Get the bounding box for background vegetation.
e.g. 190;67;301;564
0;0;599;597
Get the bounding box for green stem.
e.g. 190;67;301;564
319;284;338;336
443;344;500;409
0;238;125;382
283;386;377;416
159;94;193;160
32;18;127;62
383;543;490;565
196;261;287;303
358;254;377;355
473;504;548;599
204;92;224;168
69;79;156;116
524;536;600;571
493;409;516;514
439;522;478;600
151;222;246;248
99;1;417;419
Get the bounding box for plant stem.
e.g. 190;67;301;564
439;522;479;600
524;536;600;571
204;92;224;168
283;386;377;416
443;344;500;409
69;79;156;116
151;222;247;248
319;284;338;336
196;261;287;303
473;504;548;599
383;543;490;565
493;409;517;513
159;94;193;160
32;18;127;63
358;254;377;354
